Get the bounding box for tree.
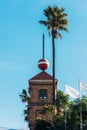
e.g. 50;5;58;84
35;90;70;130
20;87;87;130
39;6;68;104
19;89;30;127
35;119;52;130
54;90;69;130
55;90;69;112
67;96;87;130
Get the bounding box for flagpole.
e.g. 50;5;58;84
65;84;68;130
65;83;80;129
64;108;67;130
78;79;83;130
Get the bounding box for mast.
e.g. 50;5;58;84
78;79;83;130
43;33;45;59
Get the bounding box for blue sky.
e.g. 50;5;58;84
0;0;87;129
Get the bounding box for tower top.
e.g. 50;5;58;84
38;59;49;71
38;34;49;71
30;71;53;81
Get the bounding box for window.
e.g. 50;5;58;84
39;89;47;99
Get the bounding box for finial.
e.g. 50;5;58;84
37;33;49;71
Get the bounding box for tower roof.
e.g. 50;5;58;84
30;71;53;80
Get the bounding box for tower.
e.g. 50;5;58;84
28;35;58;130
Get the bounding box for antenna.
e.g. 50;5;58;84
43;33;45;59
38;33;49;71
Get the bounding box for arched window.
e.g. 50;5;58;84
39;89;47;99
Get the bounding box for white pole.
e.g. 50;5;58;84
78;79;83;130
64;108;67;130
65;84;67;130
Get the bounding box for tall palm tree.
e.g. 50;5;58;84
39;6;68;104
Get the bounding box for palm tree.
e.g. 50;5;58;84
55;90;69;112
19;89;30;127
39;6;68;104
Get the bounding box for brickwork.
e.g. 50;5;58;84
28;72;58;130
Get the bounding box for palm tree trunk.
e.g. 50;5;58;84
52;35;55;105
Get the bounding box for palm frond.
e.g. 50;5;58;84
22;89;27;95
19;89;29;103
63;27;68;32
58;32;62;39
39;20;48;26
39;5;68;37
59;26;68;32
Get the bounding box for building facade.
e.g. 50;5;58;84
28;71;58;130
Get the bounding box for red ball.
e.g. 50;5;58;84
38;59;49;70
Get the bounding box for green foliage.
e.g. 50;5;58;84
39;5;68;38
19;89;30;124
19;89;29;103
35;120;52;130
66;96;87;130
43;105;55;114
20;86;87;130
55;90;69;109
42;105;56;126
35;92;87;130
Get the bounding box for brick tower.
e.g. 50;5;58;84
28;71;58;130
28;34;58;130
